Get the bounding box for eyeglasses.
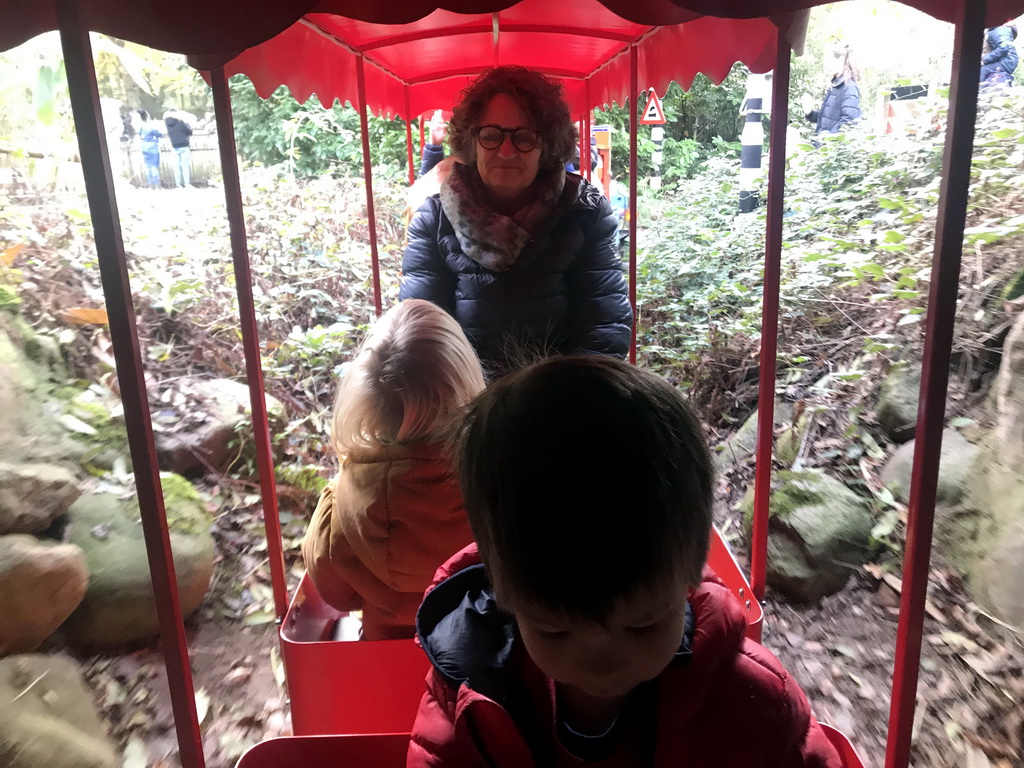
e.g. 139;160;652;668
475;125;540;152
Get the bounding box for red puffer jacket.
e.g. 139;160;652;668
408;544;842;768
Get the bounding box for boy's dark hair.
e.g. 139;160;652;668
453;355;714;622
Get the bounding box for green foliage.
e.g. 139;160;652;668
229;77;412;179
637;86;1024;431
593;67;747;185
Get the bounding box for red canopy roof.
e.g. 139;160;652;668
3;1;1022;58
2;0;1022;117
222;2;791;118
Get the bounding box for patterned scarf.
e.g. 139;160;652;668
439;161;566;272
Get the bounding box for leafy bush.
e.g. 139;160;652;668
229;77;413;180
637;86;1024;439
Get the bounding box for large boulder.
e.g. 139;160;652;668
0;317;81;468
0;461;80;535
743;470;875;602
964;310;1024;627
0;654;119;768
0;535;89;656
880;429;976;506
717;401;804;468
155;378;287;476
876;362;921;443
62;473;215;647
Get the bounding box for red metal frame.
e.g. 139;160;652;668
884;2;985;766
210;67;290;620
405;88;416;185
356;55;384;317
627;44;638;365
37;1;999;764
749;36;791;610
55;2;205;765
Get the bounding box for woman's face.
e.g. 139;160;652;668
475;93;542;203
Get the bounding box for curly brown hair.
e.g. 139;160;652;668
448;66;576;176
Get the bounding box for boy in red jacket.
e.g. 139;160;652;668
409;356;842;767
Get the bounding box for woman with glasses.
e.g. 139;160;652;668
399;66;632;378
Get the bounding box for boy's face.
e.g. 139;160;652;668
513;581;690;703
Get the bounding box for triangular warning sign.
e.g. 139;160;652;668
640;89;666;125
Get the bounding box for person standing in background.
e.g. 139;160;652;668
137;110;163;189
805;43;862;136
980;22;1018;86
164;109;193;188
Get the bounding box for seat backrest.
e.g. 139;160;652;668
819;724;865;768
280;573;430;736
235;734;409;768
281;527;762;736
707;527;764;640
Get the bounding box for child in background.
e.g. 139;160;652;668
409;355;842;767
301;299;485;641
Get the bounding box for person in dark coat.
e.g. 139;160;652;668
806;43;862;135
408;356;843;768
420;110;447;177
980;23;1018;86
399;66;632;378
163;110;193;187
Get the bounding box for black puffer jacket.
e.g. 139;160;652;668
399;174;632;376
807;77;861;134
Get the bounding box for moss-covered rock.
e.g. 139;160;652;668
1000;265;1024;303
962;311;1024;628
0;654;118;768
741;470;875;602
61;473;214;647
0;317;82;469
716;401;794;468
880;429;976;506
876;362;921;443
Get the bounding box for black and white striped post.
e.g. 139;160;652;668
739;72;769;213
650;124;665;189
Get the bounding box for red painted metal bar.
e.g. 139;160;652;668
749;38;791;611
585;110;593;180
627;45;638;365
356;55;383;317
209;68;289;620
56;3;205;766
578;120;584;174
405;87;416;185
884;3;985;767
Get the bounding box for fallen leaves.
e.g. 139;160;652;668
61;306;109;325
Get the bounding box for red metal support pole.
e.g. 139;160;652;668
209;68;289;620
884;3;985;767
628;45;638;365
56;3;205;766
356;55;383;317
405;87;416;185
749;39;791;614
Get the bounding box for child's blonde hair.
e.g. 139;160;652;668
332;299;485;456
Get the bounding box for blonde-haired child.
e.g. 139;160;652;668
301;299;485;641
